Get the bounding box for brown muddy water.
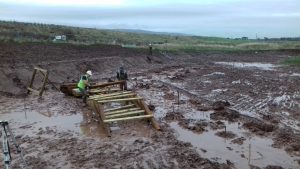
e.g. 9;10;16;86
0;108;107;138
0;94;152;139
170;120;299;169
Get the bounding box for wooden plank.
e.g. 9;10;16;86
34;66;48;73
94;93;136;101
27;87;40;94
105;107;141;115
104;104;135;112
91;93;135;100
98;97;143;103
103;115;153;123
90;81;125;89
91;91;132;97
60;83;77;95
89;91;132;99
60;81;124;96
90;88;119;92
27;69;37;94
89;88;120;94
138;100;161;130
105;110;145;119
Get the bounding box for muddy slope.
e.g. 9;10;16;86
0;42;169;95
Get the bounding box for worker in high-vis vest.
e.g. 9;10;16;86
77;70;92;104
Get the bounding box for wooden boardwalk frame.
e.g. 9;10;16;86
27;67;49;96
87;91;160;137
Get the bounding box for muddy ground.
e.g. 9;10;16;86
0;42;300;169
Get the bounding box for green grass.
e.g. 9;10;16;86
0;20;300;52
282;57;300;66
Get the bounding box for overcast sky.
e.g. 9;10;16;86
0;0;299;38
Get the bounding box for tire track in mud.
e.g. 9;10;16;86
153;79;300;133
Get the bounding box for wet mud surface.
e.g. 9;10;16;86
0;43;300;168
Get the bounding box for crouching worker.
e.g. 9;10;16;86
77;70;92;105
117;66;128;90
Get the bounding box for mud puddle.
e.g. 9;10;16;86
170;121;299;169
0;109;108;138
215;62;277;70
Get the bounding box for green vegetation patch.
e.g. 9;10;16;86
282;56;300;66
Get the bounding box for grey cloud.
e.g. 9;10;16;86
0;0;299;38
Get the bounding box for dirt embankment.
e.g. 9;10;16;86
0;42;170;96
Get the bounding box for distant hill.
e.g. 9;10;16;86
0;20;196;45
0;20;299;51
111;29;190;36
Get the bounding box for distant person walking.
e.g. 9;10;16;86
117;66;128;90
149;43;153;55
77;70;92;105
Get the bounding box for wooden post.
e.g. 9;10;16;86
27;69;37;94
138;100;161;130
89;100;102;122
224;126;227;138
39;70;49;96
95;102;111;137
248;143;251;165
177;90;180;105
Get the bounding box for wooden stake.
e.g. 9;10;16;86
27;69;37;94
138;100;161;130
177;90;180;105
248;143;251;165
39;70;49;96
95;102;111;137
225;126;227;138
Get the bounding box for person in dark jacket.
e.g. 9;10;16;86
117;66;128;90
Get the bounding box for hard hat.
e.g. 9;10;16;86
86;70;92;76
